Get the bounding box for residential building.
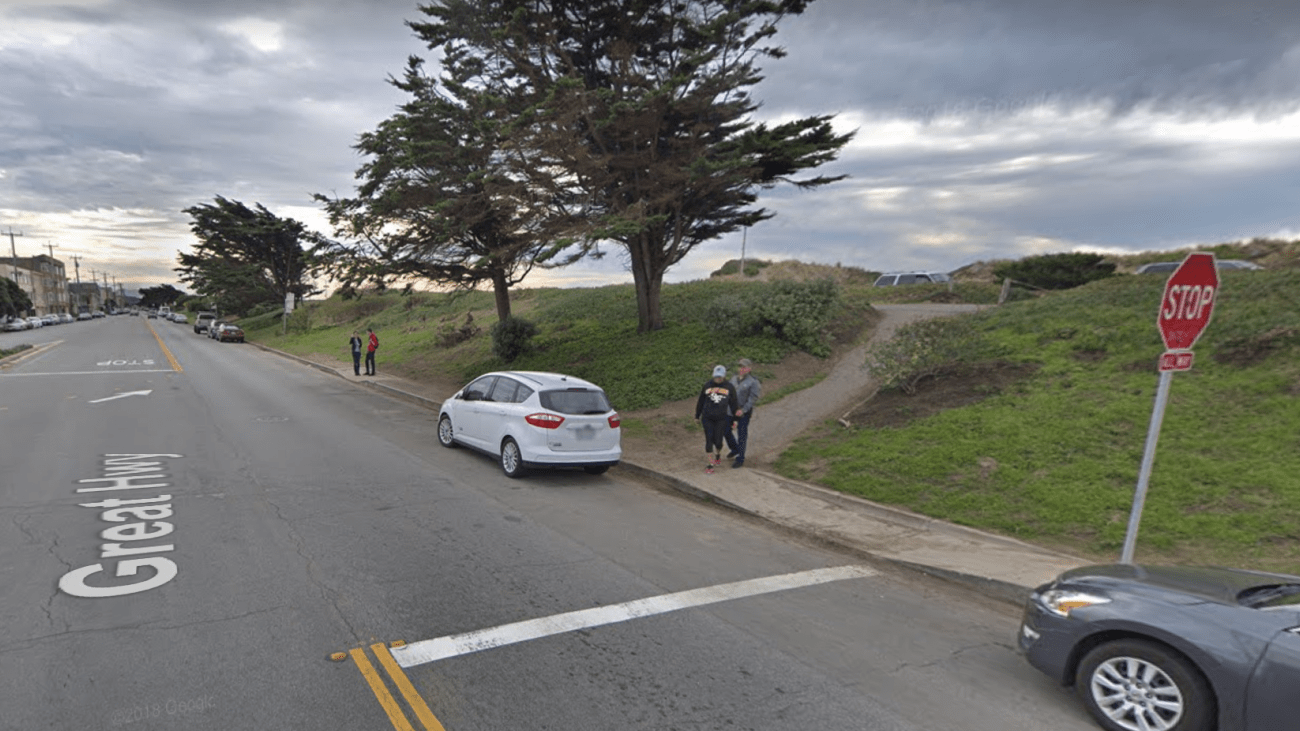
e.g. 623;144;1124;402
10;255;69;316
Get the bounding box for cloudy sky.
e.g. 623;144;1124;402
2;0;1299;293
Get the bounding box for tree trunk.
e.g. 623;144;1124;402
491;268;512;323
629;236;664;333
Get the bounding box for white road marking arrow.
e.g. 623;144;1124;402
88;390;153;404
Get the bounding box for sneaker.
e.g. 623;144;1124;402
711;455;722;466
705;464;714;474
730;460;744;469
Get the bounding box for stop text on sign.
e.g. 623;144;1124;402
1162;284;1214;322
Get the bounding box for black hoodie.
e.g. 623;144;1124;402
695;378;738;420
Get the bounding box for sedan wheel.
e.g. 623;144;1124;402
437;415;456;448
499;437;526;478
1076;639;1213;731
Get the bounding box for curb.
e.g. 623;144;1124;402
621;459;1040;605
249;340;1064;605
250;341;446;410
0;340;59;369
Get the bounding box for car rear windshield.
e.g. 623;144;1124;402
539;388;611;415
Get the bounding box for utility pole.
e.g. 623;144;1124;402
71;255;83;313
5;227;22;283
44;243;63;314
739;226;747;277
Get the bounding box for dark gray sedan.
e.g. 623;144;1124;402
1019;563;1300;731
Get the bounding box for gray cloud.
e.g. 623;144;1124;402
1;0;1299;292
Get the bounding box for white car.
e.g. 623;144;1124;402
76;312;93;321
437;371;622;478
26;316;43;329
873;271;952;286
4;318;27;331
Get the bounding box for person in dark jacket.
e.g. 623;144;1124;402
724;357;762;468
348;331;364;376
695;365;739;474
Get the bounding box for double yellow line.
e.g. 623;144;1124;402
144;319;183;372
349;643;446;731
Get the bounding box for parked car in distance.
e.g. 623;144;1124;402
92;311;105;318
1136;259;1264;274
4;318;28;331
194;312;216;334
208;320;225;338
58;313;73;323
438;371;622;478
1020;563;1300;731
76;312;93;321
214;323;244;343
26;316;43;329
873;271;953;286
170;313;187;323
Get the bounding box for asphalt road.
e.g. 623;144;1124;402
0;315;1097;731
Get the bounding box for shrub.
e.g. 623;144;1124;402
490;315;538;362
703;279;841;355
703;293;761;336
712;258;772;277
438;312;482;347
756;278;842;356
863;315;990;394
992;252;1117;290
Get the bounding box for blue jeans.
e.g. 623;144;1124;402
724;411;752;462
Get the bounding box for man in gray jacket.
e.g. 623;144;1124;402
725;358;762;468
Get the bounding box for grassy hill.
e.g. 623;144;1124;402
777;268;1300;573
238;241;1300;573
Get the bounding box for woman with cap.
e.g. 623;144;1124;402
694;365;739;474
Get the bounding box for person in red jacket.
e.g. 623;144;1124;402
365;327;379;376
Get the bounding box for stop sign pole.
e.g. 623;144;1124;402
1120;252;1219;563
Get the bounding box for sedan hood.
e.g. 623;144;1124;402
1059;564;1300;606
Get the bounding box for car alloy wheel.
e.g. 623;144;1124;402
1077;639;1213;731
437;415;456;448
499;437;525;478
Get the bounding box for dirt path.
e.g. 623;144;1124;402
746;304;983;463
621;303;984;469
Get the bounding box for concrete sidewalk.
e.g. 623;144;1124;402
253;342;1089;605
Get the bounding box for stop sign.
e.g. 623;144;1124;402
1157;252;1218;351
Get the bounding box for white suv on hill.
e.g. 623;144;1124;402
873;271;952;286
437;371;622;478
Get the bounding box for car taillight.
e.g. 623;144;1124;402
525;413;565;429
608;413;620;428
